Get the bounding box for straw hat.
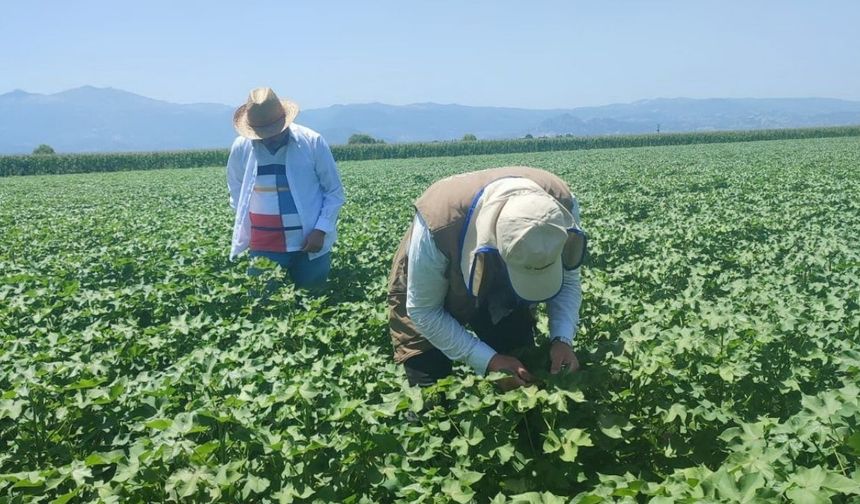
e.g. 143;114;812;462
460;178;587;302
233;87;300;140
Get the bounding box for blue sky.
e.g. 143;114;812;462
1;0;858;109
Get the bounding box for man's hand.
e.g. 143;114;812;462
487;354;535;391
550;340;580;374
301;229;326;253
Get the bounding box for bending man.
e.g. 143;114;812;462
388;167;586;390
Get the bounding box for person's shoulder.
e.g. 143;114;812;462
230;135;251;151
290;123;325;143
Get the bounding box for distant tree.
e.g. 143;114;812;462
524;134;534;139
347;133;384;145
32;144;56;155
461;133;477;141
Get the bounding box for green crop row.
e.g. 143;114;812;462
1;137;859;502
1;125;859;177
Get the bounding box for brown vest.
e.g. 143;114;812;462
387;166;574;363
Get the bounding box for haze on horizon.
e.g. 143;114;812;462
1;0;858;110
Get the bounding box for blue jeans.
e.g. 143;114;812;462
248;251;331;292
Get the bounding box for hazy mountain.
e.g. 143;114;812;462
536;97;860;135
0;86;235;154
1;87;859;153
301;103;560;144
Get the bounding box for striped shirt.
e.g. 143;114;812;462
248;139;304;252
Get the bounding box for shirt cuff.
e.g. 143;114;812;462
551;336;574;348
549;330;576;346
549;318;576;343
314;216;335;234
549;326;576;346
466;341;497;376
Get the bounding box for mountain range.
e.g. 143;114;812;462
2;86;860;154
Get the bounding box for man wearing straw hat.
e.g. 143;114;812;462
388;167;586;390
227;87;345;290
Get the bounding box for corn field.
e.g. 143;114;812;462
1;125;858;177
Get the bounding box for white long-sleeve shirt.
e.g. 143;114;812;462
405;209;582;375
226;123;345;260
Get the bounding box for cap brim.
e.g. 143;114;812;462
506;257;563;302
233;100;299;140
